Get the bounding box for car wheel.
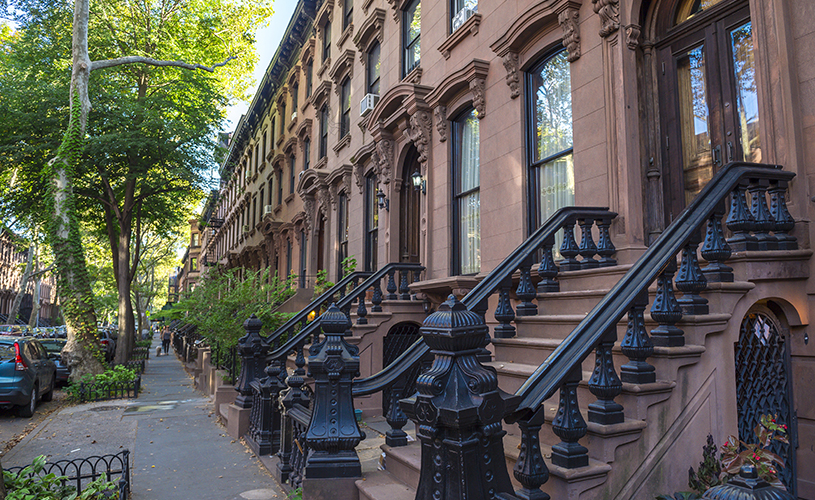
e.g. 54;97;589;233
42;374;55;402
17;384;37;418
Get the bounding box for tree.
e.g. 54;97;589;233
0;0;272;376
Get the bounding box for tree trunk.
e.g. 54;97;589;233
28;259;41;329
8;242;34;324
46;0;105;378
113;213;133;364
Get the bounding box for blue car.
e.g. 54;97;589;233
0;336;57;417
38;338;70;385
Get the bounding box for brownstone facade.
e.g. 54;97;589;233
0;229;58;325
199;0;815;496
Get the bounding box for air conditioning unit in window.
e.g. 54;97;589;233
452;6;477;32
264;205;274;215
242;224;250;233
291;111;297;121
360;93;380;117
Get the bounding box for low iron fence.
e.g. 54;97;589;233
74;375;141;403
120;359;145;374
130;347;149;361
211;341;239;384
4;450;131;499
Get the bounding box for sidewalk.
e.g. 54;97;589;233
2;335;284;500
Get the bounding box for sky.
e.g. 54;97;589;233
224;0;299;133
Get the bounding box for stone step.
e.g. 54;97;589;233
356;470;415;500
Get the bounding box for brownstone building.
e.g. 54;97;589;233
0;229;58;326
199;0;815;497
177;219;203;294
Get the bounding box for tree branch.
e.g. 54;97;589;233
90;55;236;72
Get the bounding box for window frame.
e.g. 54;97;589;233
323;20;332;63
402;0;421;77
340;77;351;138
524;47;574;234
304;137;311;170
337;191;349;280
320;105;329;158
343;0;353;31
305;60;314;97
451;107;481;276
367;41;381;95
289;154;296;194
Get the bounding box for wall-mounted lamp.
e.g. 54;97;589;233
376;188;389;211
411;170;426;194
422;298;433;314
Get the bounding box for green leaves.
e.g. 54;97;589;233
3;455;117;499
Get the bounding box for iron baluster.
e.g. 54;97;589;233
516;257;538;316
493;276;516;338
700;209;734;282
371;277;383;312
399;269;411;300
304;304;365;479
676;234;709;315
650;260;685;347
748;178;777;250
559;219;581;271
769;179;797;250
384;377;409;447
620;291;656;384
471;297;493;362
513;417;550;500
386;269;398;300
588;328;625;424
726;181;759;251
551;366;589;468
234;315;270;409
356;293;368;325
537;236;559;293
275;363;293;484
266;361;288;452
596;217;617;267
247;366;275;456
401;296;519;500
578;218;599;269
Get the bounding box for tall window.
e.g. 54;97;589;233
364;174;378;271
271;117;277;146
403;0;420;77
526;49;573;238
261;132;267;161
320;106;329;158
367;42;381;95
304;138;311;170
277;169;284;205
323;21;332;63
452;108;480;275
260;188;265;211
337;192;349;280
340;78;351;138
343;0;353;30
280;101;286;131
299;230;308;288
286;239;293;277
292;84;299;112
306;60;313;97
254;146;259;171
252;197;257;226
268;178;274;206
450;0;477;32
192;233;199;246
289;154;296;194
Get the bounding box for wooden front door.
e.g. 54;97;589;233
658;0;760;222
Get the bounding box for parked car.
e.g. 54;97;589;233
38;338;70;385
97;329;117;363
0;336;57;417
0;325;30;336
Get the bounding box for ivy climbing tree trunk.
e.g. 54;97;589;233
46;0;106;378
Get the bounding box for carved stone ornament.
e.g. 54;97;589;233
502;52;520;99
469;78;486;118
406;110;432;172
342;171;353;197
625;24;641;50
353;162;365;193
434;105;448;142
303;197;315;232
316;186;330;219
375;139;393;184
593;0;620;38
329;183;339;210
558;8;581;62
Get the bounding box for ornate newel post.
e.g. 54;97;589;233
401;295;520;500
234;315;269;408
303;304;365;495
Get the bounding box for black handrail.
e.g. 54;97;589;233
352;206;616;396
266;262;426;362
511;161;793;420
261;270;373;347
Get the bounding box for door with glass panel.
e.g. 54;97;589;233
658;1;760;222
400;152;421;264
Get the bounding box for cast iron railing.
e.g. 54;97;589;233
4;450;131;499
392;161;797;498
74;375;141;402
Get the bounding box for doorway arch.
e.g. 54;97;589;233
399;147;422;264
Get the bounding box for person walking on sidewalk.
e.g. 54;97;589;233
161;327;171;355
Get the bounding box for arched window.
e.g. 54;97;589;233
526;48;574;235
452;107;480;275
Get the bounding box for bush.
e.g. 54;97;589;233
65;366;138;402
135;340;152;348
3;455;119;499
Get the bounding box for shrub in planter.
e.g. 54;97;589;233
65;365;139;402
3;455;119;499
